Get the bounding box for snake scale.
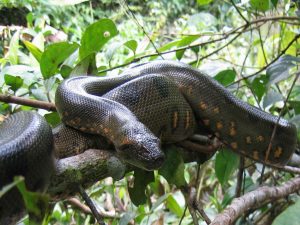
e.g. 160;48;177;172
0;60;297;223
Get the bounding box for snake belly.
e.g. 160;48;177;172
56;60;297;167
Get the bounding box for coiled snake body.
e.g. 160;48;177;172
0;60;297;223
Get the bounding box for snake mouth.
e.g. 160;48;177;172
117;144;165;170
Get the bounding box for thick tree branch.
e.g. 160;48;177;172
210;176;300;225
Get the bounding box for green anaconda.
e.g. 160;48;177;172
0;60;297;224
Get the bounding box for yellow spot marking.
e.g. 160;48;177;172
213;107;220;114
199;101;208;110
256;135;264;142
74;117;81;124
173;111;178;129
203;119;210;126
253;150;259;160
185;111;191;129
229;127;237;136
216;121;223;130
89;128;95;132
245;136;252;144
187;86;193;95
230;142;238;150
79;127;87;132
274;146;283;158
103;128;109;134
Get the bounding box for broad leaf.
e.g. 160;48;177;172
214;69;236;86
250;0;270;11
215;149;239;187
124;40;138;54
23;41;43;62
197;0;213;5
4;74;23;92
176;35;200;60
251;75;268;102
40;42;79;79
158;146;186;187
266;55;300;86
79;18;118;59
128;169;154;206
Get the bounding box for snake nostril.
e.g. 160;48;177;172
153;154;165;167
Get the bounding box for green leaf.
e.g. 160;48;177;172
8;30;20;65
4;74;23;92
128;169;154;206
250;0;270;11
60;65;73;78
251;75;268;102
166;195;183;217
79;18;118;59
263;90;283;109
214;69;236;86
23;41;43;62
69;53;97;77
197;0;213;6
158;146;186;187
215;149;239;187
44;112;61;127
40;42;79;79
0;176;24;198
272;199;300;225
150;40;179;60
16;178;49;224
124;40;138;54
271;0;278;7
266;55;300;86
176;35;200;60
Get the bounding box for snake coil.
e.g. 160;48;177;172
0;60;297;224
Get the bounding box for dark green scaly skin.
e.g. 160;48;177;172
0;60;298;223
0;111;55;225
56;60;297;167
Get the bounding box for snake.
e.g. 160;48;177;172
0;60;297;223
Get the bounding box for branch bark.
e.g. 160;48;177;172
210;176;300;225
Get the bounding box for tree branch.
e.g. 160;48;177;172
210;176;300;225
0;94;56;111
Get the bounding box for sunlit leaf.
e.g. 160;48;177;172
8;30;20;65
197;0;213;6
40;42;79;79
124;40;138;54
44;112;61;127
176;35;200;60
166;195;183;217
251;75;268;102
23;41;43;62
80;18;118;59
250;0;270;11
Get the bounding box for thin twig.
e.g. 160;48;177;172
229;33;300;87
78;185;106;225
0;94;56;111
230;0;249;24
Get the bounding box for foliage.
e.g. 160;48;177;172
1;0;300;224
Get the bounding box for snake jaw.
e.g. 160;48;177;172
117;138;165;171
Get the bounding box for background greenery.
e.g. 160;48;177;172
0;0;300;224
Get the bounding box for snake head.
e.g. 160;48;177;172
117;133;165;171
